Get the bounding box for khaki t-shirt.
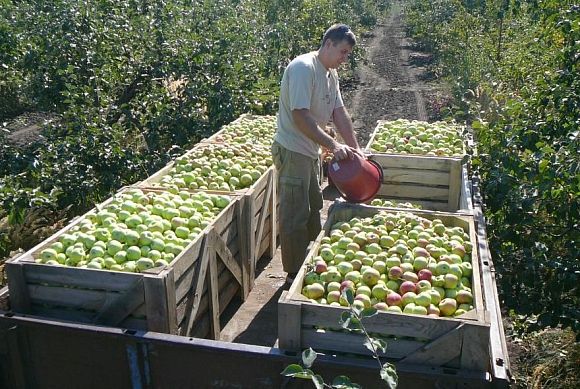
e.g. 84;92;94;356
274;51;344;159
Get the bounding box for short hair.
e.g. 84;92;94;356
321;24;356;47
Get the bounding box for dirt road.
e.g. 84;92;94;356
219;3;443;345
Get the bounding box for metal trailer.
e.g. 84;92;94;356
0;178;511;389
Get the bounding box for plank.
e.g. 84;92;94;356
269;167;278;259
188;280;241;339
93;278;145;326
376;184;450;202
235;198;251;299
209;229;242;287
143;273;174;334
297;302;481;339
370;154;457;171
301;328;424;359
13;262;141;292
277;291;302;351
5;263;31;313
182;238;211;336
27;284;124;311
163;230;204;280
400;323;464;366
447;160;462;210
460;322;491;372
253;170;272;269
207;232;221;340
382;168;450;186
459;165;473;212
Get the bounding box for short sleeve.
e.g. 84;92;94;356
287;61;314;111
334;85;345;109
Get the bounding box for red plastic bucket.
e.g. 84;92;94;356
327;153;383;203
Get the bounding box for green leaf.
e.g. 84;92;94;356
361;307;378;318
302;347;317;368
281;364;304;377
331;375;361;388
380;363;398;389
311;374;325;389
365;337;387;354
342;288;354;305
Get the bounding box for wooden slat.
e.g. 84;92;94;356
447;160;462;210
168;234;204;280
301;329;425;359
246;184;257;287
253;171;272;268
235;199;250;299
5;263;31;313
269;167;278;259
400;324;464;365
188;280;240;339
93;278;145;326
370;154;458;171
27;284;122;311
460;322;491;372
277;291;302;351
182;238;211;336
175;259;234;326
143;273;175;334
296;302;483;339
376;184;450;202
12;262;141;292
207;232;221;339
208;229;242;287
382;168;450;186
459;165;473;212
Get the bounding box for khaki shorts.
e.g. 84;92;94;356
271;141;323;273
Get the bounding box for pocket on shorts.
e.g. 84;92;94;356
279;175;303;206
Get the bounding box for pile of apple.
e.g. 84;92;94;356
369;119;464;157
37;189;231;273
368;198;422;209
150;142;273;192
301;210;475;317
210;115;277;146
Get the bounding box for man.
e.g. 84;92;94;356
272;24;362;283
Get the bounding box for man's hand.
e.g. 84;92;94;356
331;143;363;161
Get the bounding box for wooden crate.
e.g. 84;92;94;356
365;121;467;212
5;188;250;340
200;113;277;145
351;164;473;214
278;202;490;372
140;157;278;282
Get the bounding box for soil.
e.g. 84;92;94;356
219;3;448;345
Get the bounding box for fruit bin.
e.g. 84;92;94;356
139;144;278;265
200;113;277;146
5;188;251;340
353;164;473;213
278;202;491;372
365;120;468;212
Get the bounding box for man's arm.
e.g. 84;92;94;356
292;109;354;160
332;105;361;152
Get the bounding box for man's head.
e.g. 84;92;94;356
319;24;356;69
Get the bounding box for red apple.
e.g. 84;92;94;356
386;291;402;307
399;280;416;294
417;268;432;282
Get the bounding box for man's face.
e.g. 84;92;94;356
326;39;353;69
